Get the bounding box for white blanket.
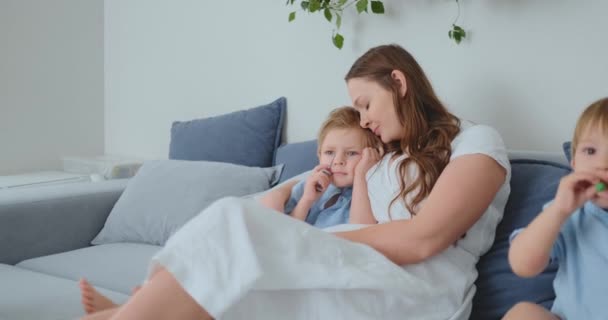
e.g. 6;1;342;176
150;197;468;320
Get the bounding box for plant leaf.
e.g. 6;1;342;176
339;0;348;5
333;33;344;49
324;8;332;22
309;0;321;12
370;1;384;14
301;1;309;10
288;11;296;22
356;0;368;14
449;24;466;44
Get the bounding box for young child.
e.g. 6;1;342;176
282;106;383;227
79;106;383;315
503;97;608;320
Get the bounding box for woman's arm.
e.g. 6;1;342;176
258;180;298;212
336;154;506;265
349;175;377;224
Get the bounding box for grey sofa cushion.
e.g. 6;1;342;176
91;160;283;246
17;243;160;295
274;139;318;183
0;263;127;320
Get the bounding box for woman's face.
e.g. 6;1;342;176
347;77;403;144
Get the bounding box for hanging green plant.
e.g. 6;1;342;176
286;0;467;48
286;0;385;49
448;0;466;44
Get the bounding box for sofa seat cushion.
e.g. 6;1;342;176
471;159;571;319
0;263;127;320
17;242;160;294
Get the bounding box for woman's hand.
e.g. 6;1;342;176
550;170;606;219
354;147;383;179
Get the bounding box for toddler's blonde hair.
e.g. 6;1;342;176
572;97;608;157
317;107;382;153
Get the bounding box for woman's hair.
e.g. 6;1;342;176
345;44;461;215
572;97;608;156
318;107;382;152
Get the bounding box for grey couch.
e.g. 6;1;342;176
0;143;571;320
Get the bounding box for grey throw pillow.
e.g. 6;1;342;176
91;160;283;246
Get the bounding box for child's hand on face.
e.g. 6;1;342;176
354;147;383;179
551;170;608;218
302;164;333;203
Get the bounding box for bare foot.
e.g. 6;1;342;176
79;278;118;314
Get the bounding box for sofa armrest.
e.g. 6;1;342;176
0;179;128;265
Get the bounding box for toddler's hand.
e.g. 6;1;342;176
302;165;332;203
354;147;383;179
551;170;607;218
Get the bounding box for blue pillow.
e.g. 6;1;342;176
169;97;286;168
274;139;318;183
471;159;571;320
563;141;572;164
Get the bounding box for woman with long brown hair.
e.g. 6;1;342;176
82;44;510;320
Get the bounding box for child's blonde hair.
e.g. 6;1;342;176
572;97;608;157
317;107;382;153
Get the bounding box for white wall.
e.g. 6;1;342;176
104;0;608;160
0;0;104;175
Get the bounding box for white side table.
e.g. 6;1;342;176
0;171;91;190
62;155;143;179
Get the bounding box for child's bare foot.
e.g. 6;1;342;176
79;278;118;314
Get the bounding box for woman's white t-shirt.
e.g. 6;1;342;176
365;121;511;319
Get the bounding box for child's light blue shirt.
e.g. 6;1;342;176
284;179;352;229
511;201;608;319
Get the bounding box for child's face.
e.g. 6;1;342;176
572;124;608;207
318;128;367;188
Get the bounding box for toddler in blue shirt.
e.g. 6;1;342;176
283;106;383;228
504;97;608;320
